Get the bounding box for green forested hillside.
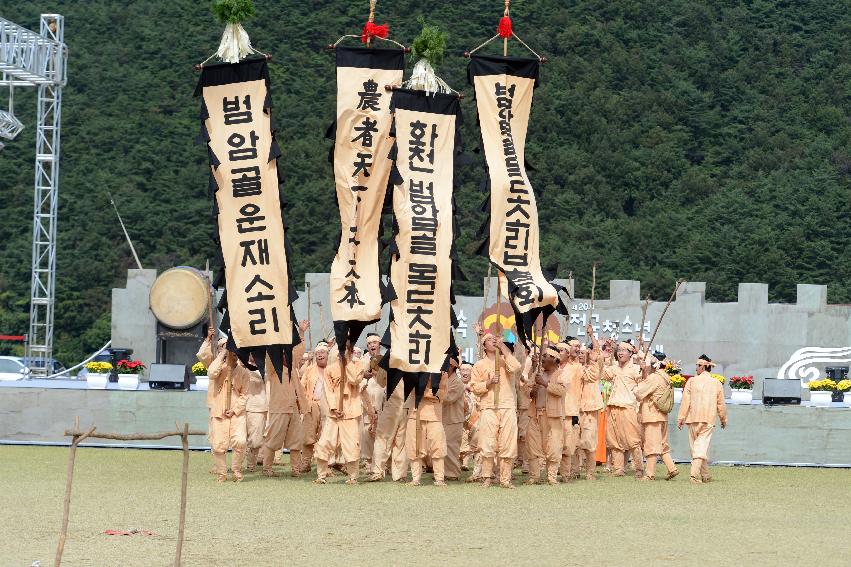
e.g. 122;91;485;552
0;1;849;364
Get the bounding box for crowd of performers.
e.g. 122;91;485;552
197;320;727;487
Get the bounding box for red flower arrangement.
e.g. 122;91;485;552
117;360;146;375
730;375;754;390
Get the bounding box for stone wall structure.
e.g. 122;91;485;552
112;270;850;397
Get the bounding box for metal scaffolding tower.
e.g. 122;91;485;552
0;15;67;375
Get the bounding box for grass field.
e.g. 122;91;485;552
2;446;849;566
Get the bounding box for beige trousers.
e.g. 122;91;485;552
209;415;247;475
478;407;518;460
314;417;360;464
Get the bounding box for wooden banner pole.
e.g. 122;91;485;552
494;273;503;407
643;280;685;363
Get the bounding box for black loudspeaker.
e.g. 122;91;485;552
148;363;191;390
762;378;801;405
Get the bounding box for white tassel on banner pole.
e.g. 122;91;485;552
403;60;454;96
217;22;255;64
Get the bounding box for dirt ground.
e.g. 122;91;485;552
2;445;849;566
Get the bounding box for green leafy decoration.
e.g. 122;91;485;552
411;16;447;68
211;0;255;24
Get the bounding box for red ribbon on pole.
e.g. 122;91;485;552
498;16;512;38
361;22;389;43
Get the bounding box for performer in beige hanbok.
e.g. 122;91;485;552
470;333;521;488
313;348;366;484
634;352;679;481
299;342;329;473
206;348;250;482
603;342;644;478
677;354;727;484
525;345;567;485
441;364;466;481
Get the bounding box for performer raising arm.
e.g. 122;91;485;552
602;342;645;479
313;344;367;485
470;332;521;488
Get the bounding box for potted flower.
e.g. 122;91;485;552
192;361;209;391
116;359;146;390
670;374;687;403
729;375;754;404
85;361;112;389
837;379;851;406
663;359;682;377
807;378;837;407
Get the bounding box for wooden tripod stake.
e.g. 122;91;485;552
55;420;204;567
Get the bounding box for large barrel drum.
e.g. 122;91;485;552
149;267;211;329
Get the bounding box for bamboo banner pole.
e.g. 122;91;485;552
560;270;572;339
338;342;349;414
306;282;313;349
503;1;510;56
224;353;234;414
643;279;685;363
478;264;493;360
205;260;217;358
415;406;421;457
367;0;376;48
494;273;503;407
638;294;650;351
589;262;598;319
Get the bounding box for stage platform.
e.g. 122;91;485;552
1;381;849;465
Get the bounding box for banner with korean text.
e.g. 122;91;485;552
383;89;461;404
196;58;298;380
469;54;567;347
328;46;405;349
